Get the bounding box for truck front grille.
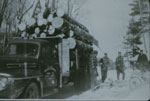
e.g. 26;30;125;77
6;63;37;68
6;63;23;68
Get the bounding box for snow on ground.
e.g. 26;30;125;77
68;68;150;100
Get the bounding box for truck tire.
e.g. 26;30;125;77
23;82;40;99
74;71;87;91
48;71;58;88
73;71;81;91
129;77;142;89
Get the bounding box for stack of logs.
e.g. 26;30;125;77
18;8;98;51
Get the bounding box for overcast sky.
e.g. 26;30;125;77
81;0;133;60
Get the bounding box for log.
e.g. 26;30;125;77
62;19;94;45
35;27;40;34
56;9;65;17
21;32;26;37
47;14;53;22
27;18;36;26
18;23;26;31
63;14;89;32
52;17;64;28
21;10;98;47
40;32;46;38
76;40;93;51
48;25;55;35
32;34;37;38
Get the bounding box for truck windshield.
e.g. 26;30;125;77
6;43;39;57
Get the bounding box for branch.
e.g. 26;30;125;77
22;1;34;16
21;0;27;12
0;0;9;27
72;0;88;14
45;0;50;8
19;1;35;23
0;0;4;12
1;0;8;13
6;0;13;7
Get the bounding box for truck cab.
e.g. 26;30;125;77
0;38;61;98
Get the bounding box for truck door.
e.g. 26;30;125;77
40;45;57;89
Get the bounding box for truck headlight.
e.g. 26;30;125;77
0;78;8;90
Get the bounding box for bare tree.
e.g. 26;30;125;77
0;0;35;51
67;0;88;18
0;0;9;28
16;0;35;24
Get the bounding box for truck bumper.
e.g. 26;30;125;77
0;85;24;99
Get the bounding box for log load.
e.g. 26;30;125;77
18;8;98;48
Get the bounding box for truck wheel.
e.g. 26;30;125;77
23;82;39;99
129;77;142;89
73;72;80;91
48;71;58;87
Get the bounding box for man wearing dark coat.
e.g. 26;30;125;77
137;50;148;72
99;53;109;83
115;52;125;80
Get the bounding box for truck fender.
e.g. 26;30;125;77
44;66;56;73
21;78;42;98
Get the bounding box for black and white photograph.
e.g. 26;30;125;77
0;0;150;100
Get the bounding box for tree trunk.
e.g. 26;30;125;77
0;0;8;28
0;14;3;28
138;0;148;54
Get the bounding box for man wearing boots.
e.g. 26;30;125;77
115;52;125;80
99;53;110;83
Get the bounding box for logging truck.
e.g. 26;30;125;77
0;35;98;99
0;8;98;98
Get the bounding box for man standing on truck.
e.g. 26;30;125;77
115;52;125;80
99;53;110;83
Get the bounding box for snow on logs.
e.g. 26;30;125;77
18;8;97;48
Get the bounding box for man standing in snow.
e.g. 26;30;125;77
99;53;110;83
137;50;148;72
115;52;125;80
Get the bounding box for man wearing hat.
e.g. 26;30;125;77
99;53;110;83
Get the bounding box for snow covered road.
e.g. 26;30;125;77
68;69;150;100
